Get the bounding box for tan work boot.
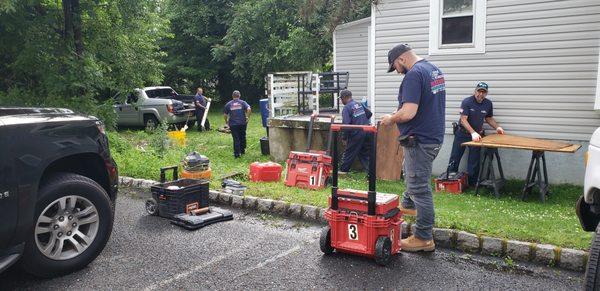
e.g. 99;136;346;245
401;235;435;252
399;206;417;216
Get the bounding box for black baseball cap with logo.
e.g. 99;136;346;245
387;44;412;73
339;89;352;99
475;82;489;92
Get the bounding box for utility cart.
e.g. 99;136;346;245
320;124;403;266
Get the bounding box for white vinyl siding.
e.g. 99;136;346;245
373;0;600;141
334;18;371;101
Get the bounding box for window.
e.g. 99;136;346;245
429;0;486;55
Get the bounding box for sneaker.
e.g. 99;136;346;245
400;205;417;216
401;235;435;252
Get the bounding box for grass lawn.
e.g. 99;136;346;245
108;110;592;250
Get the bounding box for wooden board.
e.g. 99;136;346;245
376;122;403;181
201;98;211;129
462;134;581;153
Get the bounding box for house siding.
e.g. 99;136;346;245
373;0;600;142
334;18;371;100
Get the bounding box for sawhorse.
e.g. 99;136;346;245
521;150;549;202
475;148;506;198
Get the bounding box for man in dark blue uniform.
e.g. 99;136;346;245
381;43;445;252
223;90;251;158
194;87;210;131
448;82;504;185
339;89;372;174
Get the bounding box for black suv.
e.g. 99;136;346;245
0;107;118;277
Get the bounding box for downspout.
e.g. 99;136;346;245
369;4;377;122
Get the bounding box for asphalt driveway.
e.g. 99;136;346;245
0;189;584;290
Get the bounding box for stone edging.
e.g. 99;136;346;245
118;176;588;272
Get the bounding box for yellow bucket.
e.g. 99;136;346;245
167;131;186;146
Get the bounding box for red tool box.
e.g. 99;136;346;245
284;114;335;190
433;161;468;194
320;124;403;266
249;161;283;182
434;172;468;193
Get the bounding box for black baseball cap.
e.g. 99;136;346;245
387;44;412;73
475;82;489;92
339;89;352;99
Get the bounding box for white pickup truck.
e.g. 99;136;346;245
576;127;600;290
113;86;196;128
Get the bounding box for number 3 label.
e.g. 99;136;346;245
348;224;358;240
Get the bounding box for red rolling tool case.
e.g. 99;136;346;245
320;124;403;266
249;161;283;182
284;114;335;190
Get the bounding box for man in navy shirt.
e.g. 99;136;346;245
223;90;251;158
381;44;445;252
448;82;504;185
194;87;210;131
339;89;371;174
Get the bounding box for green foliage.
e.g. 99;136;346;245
148;122;170;158
0;0;168;127
0;0;372;112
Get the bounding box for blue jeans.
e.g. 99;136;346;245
340;132;371;173
448;132;480;185
402;143;441;240
230;124;247;157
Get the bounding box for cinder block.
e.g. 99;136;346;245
506;240;532;261
535;244;557;265
481;236;503;256
257;198;274;212
457;231;480;253
288;203;303;218
560;248;587;271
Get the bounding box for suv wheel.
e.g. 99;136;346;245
20;173;114;278
585;224;600;290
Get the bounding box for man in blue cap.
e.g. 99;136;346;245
381;43;445;252
448;82;504;185
223;90;251;158
339;89;372;174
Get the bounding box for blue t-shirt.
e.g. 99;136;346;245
194;94;207;108
342;100;371;139
458;96;493;134
396;59;446;144
223;99;250;126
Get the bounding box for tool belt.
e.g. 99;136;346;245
397;135;417;148
453;122;485;137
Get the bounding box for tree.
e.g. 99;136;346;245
212;0;371;100
0;0;169;127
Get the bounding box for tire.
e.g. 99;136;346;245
20;173;114;278
145;198;159;216
144;115;159;130
584;224;600;291
319;226;334;255
375;236;393;266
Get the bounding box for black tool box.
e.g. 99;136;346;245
171;207;234;230
145;166;209;219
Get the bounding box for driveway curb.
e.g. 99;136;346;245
119;176;588;272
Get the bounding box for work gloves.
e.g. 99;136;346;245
471;132;482;142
